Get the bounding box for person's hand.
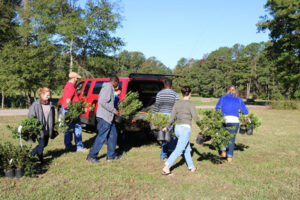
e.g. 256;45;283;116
162;127;167;132
114;110;119;116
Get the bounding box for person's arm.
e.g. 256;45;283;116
98;86;115;113
153;93;161;113
28;102;36;118
239;98;249;115
190;102;198;122
215;96;223;111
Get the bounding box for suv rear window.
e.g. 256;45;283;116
127;80;164;108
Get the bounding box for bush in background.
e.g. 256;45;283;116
271;100;299;110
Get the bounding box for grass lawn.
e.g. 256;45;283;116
0;109;299;199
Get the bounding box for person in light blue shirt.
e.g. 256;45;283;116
215;86;248;162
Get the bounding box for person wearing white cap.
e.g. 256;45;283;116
61;72;88;152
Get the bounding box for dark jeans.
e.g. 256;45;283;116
221;123;239;158
31;135;49;161
88;118;118;159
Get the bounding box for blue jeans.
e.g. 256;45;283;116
221;123;239;158
88;117;118;159
160;117;177;159
31;135;49;161
161;137;177;159
165;125;195;169
62;107;84;151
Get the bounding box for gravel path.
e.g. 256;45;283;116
0;105;269;117
0;109;28;116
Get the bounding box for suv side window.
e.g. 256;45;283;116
92;81;103;94
76;82;85;96
83;81;92;97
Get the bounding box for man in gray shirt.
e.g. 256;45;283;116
86;76;121;163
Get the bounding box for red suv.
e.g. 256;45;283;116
58;73;171;132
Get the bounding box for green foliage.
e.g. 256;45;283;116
118;91;143;121
0;142;38;176
270;100;299;110
196;110;233;150
144;110;169;130
57;100;94;133
240;113;262;130
7;115;42;142
257;0;300;98
0;142;15;170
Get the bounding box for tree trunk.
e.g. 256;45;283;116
23;0;30;46
1;90;4;109
246;80;251;99
69;37;73;72
26;90;31;108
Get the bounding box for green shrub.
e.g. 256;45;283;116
6;115;42;142
57;100;91;133
271;100;299;110
1;142;16;170
144;110;169;130
118;91;143;121
0;142;38;177
196;110;233;150
239;112;262;130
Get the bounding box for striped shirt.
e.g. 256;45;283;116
153;88;179;115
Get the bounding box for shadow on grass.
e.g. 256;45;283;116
191;143;225;165
202;143;249;152
29;148;67;176
116;130;158;155
234;143;250;151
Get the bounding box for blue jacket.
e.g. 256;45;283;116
215;94;248;117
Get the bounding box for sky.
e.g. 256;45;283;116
81;0;270;69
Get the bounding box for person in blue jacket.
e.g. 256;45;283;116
215;86;248;162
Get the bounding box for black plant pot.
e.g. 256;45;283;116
196;135;206;144
114;115;124;124
247;127;254;135
4;169;14;178
164;131;171;142
157;130;165;141
239;125;247;134
15;168;23;178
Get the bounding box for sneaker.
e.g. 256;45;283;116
106;155;122;162
86;156;99;163
77;148;89;153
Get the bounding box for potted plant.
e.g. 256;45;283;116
13;145;32;178
196;110;233;151
7;116;42;143
2;142;16;178
116;91;143;123
144;110;170;142
239;113;262;135
57;100;93;133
